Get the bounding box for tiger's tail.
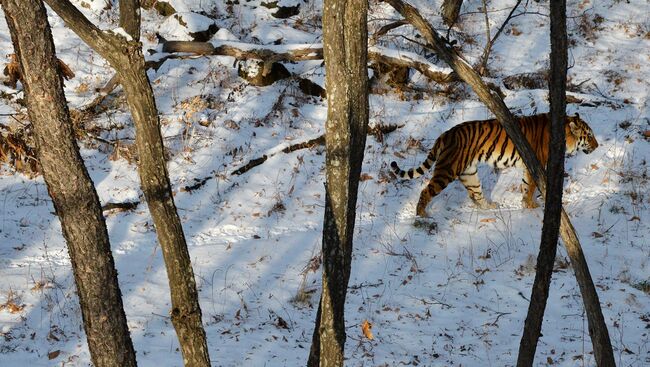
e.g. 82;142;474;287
390;141;441;179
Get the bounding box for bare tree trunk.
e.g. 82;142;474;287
1;1;137;366
43;1;211;365
516;1;568;365
307;0;369;365
383;0;615;364
441;0;463;27
119;0;140;40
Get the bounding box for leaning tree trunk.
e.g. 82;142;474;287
1;1;137;366
43;0;211;365
307;0;369;365
383;0;615;364
516;0;571;365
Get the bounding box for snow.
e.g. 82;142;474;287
0;0;649;366
108;27;134;41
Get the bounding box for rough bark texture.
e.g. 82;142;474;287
119;0;141;40
1;1;138;366
383;0;615;364
307;0;369;365
44;1;211;365
441;0;463;27
517;1;569;365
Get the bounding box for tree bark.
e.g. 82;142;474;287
383;0;615;364
307;0;369;365
1;1;137;366
43;1;211;365
516;1;569;365
441;0;463;27
119;0;140;40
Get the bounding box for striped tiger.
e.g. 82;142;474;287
390;113;598;217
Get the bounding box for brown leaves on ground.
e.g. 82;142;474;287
0;127;39;177
3;54;74;88
359;173;374;181
0;290;25;314
361;319;374;340
48;350;61;360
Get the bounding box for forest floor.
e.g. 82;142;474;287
0;0;649;366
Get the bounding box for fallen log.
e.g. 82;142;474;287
162;41;456;84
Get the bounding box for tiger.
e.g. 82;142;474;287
390;113;599;217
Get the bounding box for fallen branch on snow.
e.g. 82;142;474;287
162;41;456;84
181;124;403;193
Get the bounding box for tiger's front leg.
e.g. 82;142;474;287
459;166;497;209
521;169;540;208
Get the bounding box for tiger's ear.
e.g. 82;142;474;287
575;112;580;119
569;120;578;134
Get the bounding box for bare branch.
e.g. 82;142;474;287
44;0;120;59
163;41;456;84
477;0;523;75
477;0;491;75
371;20;408;44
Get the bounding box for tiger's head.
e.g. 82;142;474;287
566;113;598;154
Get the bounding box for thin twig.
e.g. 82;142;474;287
478;0;492;75
477;0;523;75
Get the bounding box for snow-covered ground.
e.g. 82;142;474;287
0;0;648;366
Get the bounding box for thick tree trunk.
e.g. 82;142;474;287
119;0;140;40
516;1;569;365
383;0;615;364
43;1;211;365
1;1;137;366
441;0;463;27
307;0;369;365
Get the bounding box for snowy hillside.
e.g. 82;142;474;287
0;0;648;366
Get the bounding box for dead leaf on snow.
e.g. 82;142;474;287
48;350;61;360
359;173;374;181
361;319;374;340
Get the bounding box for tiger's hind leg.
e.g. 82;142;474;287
521;169;539;208
416;165;455;217
459;166;497;209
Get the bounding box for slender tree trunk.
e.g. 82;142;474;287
516;1;568;365
383;0;615;364
1;1;137;366
43;1;211;365
307;0;369;365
